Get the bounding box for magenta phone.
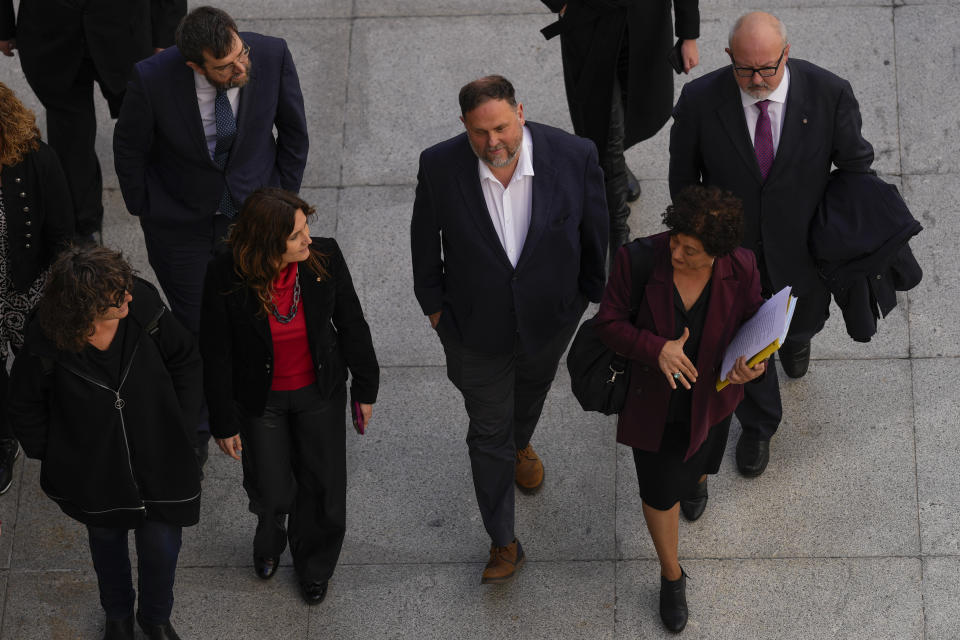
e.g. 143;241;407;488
351;401;365;435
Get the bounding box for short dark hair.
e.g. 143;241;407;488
37;246;135;353
458;75;517;115
662;186;744;257
175;6;238;65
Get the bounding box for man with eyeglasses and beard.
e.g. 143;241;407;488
668;12;874;483
114;5;307;470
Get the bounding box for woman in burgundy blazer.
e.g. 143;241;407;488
595;186;766;633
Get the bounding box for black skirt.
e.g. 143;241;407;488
631;415;732;511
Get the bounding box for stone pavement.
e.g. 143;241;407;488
0;0;958;638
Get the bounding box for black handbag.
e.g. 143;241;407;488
567;238;654;415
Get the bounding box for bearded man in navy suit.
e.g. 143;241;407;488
114;5;307;466
411;75;607;584
669;12;874;478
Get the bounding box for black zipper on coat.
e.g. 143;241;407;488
56;341;145;511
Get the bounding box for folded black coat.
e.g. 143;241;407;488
809;171;923;342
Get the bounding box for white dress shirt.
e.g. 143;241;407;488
478;126;535;268
195;72;240;160
739;66;790;155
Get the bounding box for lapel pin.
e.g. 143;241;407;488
802;117;808;124
316;277;322;282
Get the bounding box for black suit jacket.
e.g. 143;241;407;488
669;59;874;296
200;238;380;440
0;141;74;291
0;0;185;99
113;31;308;227
411;121;608;355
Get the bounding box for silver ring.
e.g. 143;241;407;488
673;372;681;380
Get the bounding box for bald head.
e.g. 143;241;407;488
728;12;787;50
726;12;790;99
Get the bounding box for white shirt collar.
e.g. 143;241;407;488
478;126;535;185
739;64;791;108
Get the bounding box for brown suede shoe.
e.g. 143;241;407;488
481;539;525;584
515;444;544;493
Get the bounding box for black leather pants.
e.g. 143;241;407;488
603;74;631;260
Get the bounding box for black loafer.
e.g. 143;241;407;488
0;439;21;495
254;555;279;580
136;613;181;640
300;580;328;605
659;567;689;633
736;435;770;478
779;341;811;379
103;616;134;640
626;167;641;202
680;477;708;522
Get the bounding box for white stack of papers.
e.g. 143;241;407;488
716;286;796;390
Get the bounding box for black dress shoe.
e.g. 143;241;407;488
680;477;708;522
779;341;811;379
103;616;134;640
299;580;328;605
625;166;641;202
0;439;21;495
136;613;181;640
254;555;279;580
659;568;688;633
736;435;770;478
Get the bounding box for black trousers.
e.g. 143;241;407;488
735;269;831;441
141;214;232;335
28;56;124;236
239;383;347;583
440;315;581;546
602;41;632;254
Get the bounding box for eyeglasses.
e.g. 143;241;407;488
730;48;785;78
210;41;250;73
110;289;130;308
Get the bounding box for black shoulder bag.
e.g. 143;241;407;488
567;238;654;415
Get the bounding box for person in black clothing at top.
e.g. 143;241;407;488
8;246;201;640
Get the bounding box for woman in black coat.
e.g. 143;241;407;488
541;0;699;252
0;81;74;495
8;246;202;640
200;187;379;605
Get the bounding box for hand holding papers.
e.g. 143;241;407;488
716;287;797;391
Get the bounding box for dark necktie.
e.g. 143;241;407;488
754;100;774;180
214;89;239;217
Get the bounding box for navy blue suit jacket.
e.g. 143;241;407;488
411;121;608;355
669;59;874;297
113;32;308;226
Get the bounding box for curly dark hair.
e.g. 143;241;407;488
0;82;41;167
662;185;744;257
37;246;135;352
228;187;329;316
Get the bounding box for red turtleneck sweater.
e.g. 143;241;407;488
268;263;317;391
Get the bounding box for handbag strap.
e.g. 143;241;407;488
623;236;655;322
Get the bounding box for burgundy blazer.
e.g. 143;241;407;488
595;232;763;460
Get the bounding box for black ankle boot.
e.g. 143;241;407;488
659;567;689;633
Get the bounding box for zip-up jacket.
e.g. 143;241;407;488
8;278;202;528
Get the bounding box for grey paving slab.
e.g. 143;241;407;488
335;186;444;367
903;174;960;358
0;456;24;570
10;460;90;571
227;0;351;19
169;567;310;638
617;359;918;559
616;558;922;639
626;6;900;180
923;557;960;640
1;569;101;640
247;19;351;189
342;16;572;186
914;357;960;556
895;5;960;174
309;561;615;640
341;366;615;565
354;2;552;17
